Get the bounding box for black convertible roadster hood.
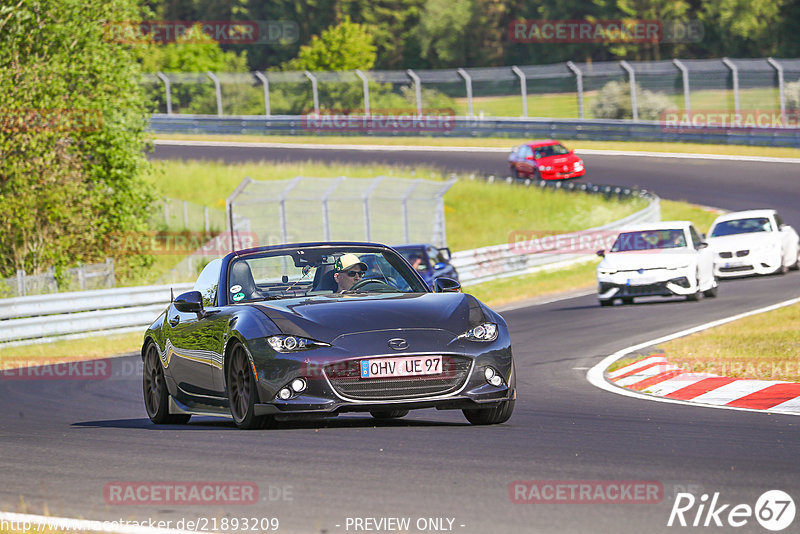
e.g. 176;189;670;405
252;292;488;341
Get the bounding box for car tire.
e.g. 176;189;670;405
621;297;634;305
599;299;613;307
143;343;191;425
533;168;541;180
510;166;519;179
463;399;515;425
790;250;800;271
227;343;275;430
370;409;409;420
703;278;719;298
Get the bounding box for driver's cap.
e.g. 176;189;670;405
337;253;368;272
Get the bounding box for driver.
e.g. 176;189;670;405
334;253;368;292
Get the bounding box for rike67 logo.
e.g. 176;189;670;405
668;490;795;531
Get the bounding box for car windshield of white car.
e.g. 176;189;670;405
710;217;772;237
611;230;687;252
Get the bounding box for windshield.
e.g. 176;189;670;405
710;217;772;237
535;143;570;158
611;229;687;252
226;246;427;302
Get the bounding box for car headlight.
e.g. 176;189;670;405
574;161;584;169
668;264;690;270
541;166;553;171
267;335;329;353
459;322;498;342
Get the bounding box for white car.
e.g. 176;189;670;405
596;221;717;306
707;209;799;278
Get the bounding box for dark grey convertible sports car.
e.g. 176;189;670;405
142;242;515;429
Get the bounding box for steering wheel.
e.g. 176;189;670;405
349;276;393;292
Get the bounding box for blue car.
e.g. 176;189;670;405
393;244;459;290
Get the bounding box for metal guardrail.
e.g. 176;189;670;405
149;115;800;147
0;180;657;345
0;283;193;345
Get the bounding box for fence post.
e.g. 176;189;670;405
767;58;786;118
672;59;691;113
620;60;638;121
511;66;527;118
402;180;422;243
565;62;584;119
106;258;115;288
253;71;271;117
204;206;210;232
362;177;384;242
304;71;320;115
457;68;473;118
78;264;86;290
321;177;345;241
721;58;740;114
406;69;422;117
355;69;370;116
16;269;25;297
277;177;302;244
206;72;223;117
156;72;173;115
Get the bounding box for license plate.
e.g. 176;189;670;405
360;355;442;378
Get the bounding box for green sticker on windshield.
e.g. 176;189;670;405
232;292;245;302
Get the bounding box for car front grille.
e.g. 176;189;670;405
736;250;749;257
324;356;472;401
720;265;752;272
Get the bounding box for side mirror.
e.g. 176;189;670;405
440;247;452;260
569;149;575;154
697;242;709;250
434;277;461;293
175;290;204;314
525;155;534;161
596;250;605;257
779;224;788;231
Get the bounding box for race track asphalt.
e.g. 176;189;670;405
0;142;798;534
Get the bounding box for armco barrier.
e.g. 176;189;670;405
149;115;800;148
0;283;192;346
0;180;658;346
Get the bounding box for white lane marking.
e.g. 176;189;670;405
0;511;205;534
691;380;785;406
641;373;718;397
607;355;666;379
153;139;800;163
586;295;800;416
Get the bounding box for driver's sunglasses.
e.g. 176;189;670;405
345;270;365;278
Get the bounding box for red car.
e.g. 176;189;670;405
508;140;585;180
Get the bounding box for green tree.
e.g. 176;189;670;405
701;0;786;56
0;0;155;281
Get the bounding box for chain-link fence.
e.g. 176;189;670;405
0;259;115;298
157;176;455;284
143;58;799;120
152;198;227;232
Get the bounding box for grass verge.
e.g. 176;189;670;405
658;303;800;382
0;332;143;370
153;133;800;159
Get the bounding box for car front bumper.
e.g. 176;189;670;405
597;269;696;300
713;249;781;277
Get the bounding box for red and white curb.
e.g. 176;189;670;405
608;355;800;414
587;295;800;416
